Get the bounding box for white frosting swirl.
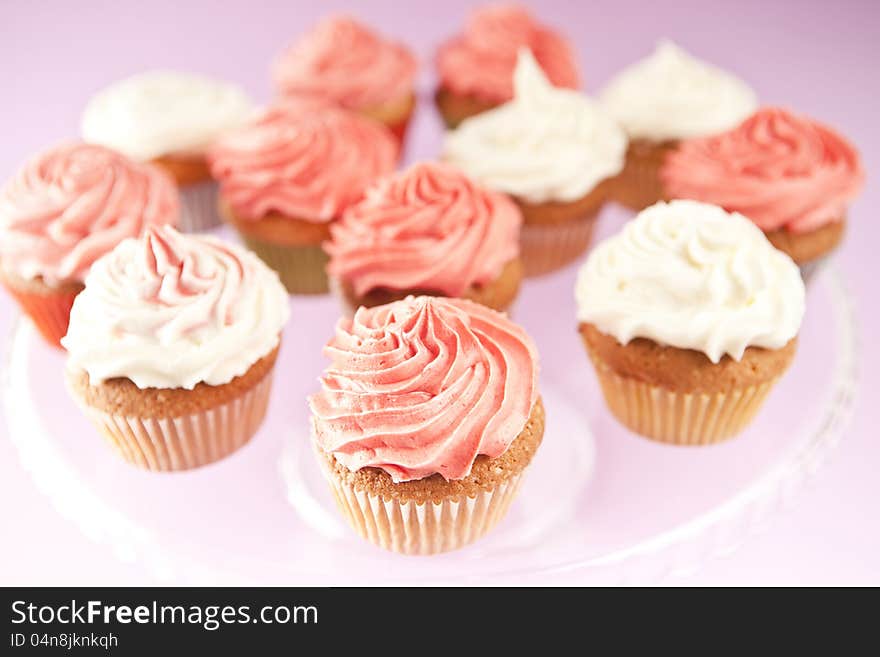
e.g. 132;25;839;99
62;225;289;389
443;49;626;204
598;41;758;141
81;71;254;161
575;200;804;363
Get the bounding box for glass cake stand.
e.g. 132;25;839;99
1;256;857;585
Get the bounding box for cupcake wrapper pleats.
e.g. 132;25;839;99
179;180;222;232
319;456;524;555
71;372;274;471
612;145;670;211
592;361;779;445
238;234;329;294
521;212;598;277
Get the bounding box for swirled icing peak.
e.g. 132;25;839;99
327;162;521;296
309;296;539;482
576;200;804;363
62;225;289;389
208;101;398;222
662;107;864;233
436;3;580;103
81;71;254;161
273;15;418;110
0;143;179;286
443;49;626;203
599;41;757;141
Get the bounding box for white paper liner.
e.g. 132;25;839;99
520;213;597;277
592;361;779;445
72;372;273;471
318;453;524;555
179;180;222;233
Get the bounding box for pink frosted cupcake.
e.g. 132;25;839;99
62;225;289;471
326;161;523;314
0;143;178;347
208;100;398;294
435;3;580;128
309;296;543;554
662;107;864;279
273;16;418;147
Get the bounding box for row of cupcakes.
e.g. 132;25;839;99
78;4;866;278
54;194;806;554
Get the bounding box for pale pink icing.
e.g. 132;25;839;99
273;16;418;110
662;107;864;233
309;296;539;483
326;162;521;297
436;4;580;104
208;101;398;223
0;142;178;286
63;224;289;389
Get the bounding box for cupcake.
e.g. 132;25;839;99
81;71;253;232
62;225;289;471
599;41;757;210
326;162;522;314
661;107;864;280
444;49;625;276
273;16;418;148
308;296;543;554
0;143;178;347
435;3;580;128
576;200;805;446
208;101;398;294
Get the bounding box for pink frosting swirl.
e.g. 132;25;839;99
273;16;418;110
208;101;398;223
662;107;864;233
436;4;581;103
326;162;521;297
0;143;178;285
308;296;539;482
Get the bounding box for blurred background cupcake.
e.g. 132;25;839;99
81;71;253;232
309;295;543;554
0;142;178;347
435;3;580;128
208;100;398;294
62;225;289;472
576;200;805;446
273;15;418;149
326;161;522;314
661;107;864;281
444;50;625;276
599;41;757;210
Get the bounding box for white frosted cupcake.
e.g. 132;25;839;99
62;225;289;471
576;200;804;445
81;71;254;232
598;41;757;210
444;49;626;276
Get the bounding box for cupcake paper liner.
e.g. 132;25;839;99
318;456;524;555
798;255;830;284
591;361;779;445
521;212;598;277
238;234;329;294
387;113;412;150
613;146;669;211
1;278;82;348
71;371;274;472
179;180;222;232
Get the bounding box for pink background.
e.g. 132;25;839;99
1;0;878;585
